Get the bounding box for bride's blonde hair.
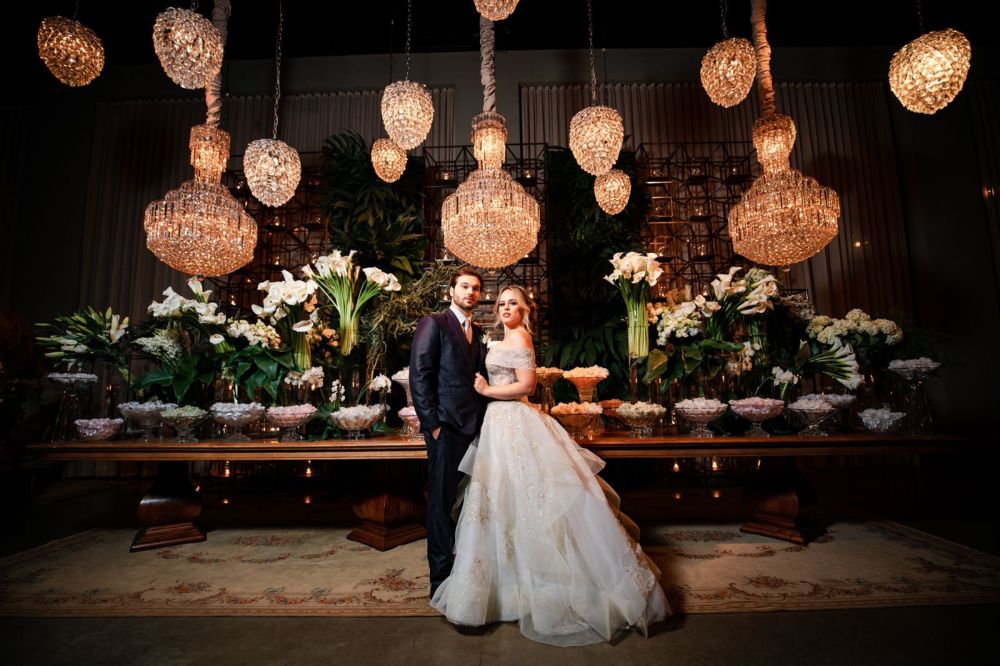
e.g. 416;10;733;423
493;285;534;334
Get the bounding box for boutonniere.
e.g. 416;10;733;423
480;333;489;345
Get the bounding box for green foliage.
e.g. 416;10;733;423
321;131;428;278
363;263;459;378
543;147;648;400
136;352;216;405
222;345;297;405
36;306;130;379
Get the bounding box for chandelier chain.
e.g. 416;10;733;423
916;0;925;34
405;0;412;81
587;0;597;103
73;0;80;20
387;18;394;83
719;0;728;39
750;0;775;115
272;0;284;138
480;17;496;112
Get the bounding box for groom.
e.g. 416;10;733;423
410;267;490;597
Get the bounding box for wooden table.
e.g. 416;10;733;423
27;433;963;551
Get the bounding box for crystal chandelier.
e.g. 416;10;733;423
145;125;257;277
594;169;631;215
569;0;624;177
380;0;434;150
474;0;520;21
37;14;104;87
441;19;539;269
700;38;756;108
244;0;300;206
153;6;224;90
371;138;407;183
889;28;971;115
728;0;840;266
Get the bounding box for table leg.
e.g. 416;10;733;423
131;461;205;552
348;461;426;551
741;456;825;545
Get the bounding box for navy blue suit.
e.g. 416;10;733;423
409;310;489;591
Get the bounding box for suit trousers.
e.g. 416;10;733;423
425;424;474;590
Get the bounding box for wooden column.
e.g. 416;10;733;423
741;456;824;544
131;461;206;552
347;460;427;551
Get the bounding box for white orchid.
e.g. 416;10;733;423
368;373;392;393
771;366;800;387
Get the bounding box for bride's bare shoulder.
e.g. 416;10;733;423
504;328;534;350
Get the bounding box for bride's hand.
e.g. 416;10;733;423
474;373;490;396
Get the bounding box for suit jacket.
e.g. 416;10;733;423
409;310;490;437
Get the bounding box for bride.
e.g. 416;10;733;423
430;285;669;646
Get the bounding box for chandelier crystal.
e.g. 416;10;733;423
37;16;104;87
145;125;257;277
729;113;840;266
442;112;540;269
152;7;224;90
473;0;520;21
570;105;625;176
244;139;301;207
700;37;756;108
594;169;631;215
889;28;971;115
371;138;408;183
381;80;434;150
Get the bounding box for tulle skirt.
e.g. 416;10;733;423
430;400;669;646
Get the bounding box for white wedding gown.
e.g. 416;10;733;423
430;345;669;646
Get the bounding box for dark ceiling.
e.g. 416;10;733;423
14;1;998;69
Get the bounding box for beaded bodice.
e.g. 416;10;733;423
485;345;536;386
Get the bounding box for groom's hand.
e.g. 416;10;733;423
431;427;441;440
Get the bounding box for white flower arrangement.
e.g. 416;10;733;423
563;366;610;379
771;366;800;387
806;309;903;347
284;366;325;390
134;329;183;362
226;319;282;348
551;402;603;415
603;252;664;287
254;269;319;325
148;278;227;325
368;374;392;393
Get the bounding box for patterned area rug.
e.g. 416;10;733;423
1;522;998;617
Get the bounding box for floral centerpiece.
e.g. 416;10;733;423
806;309;902;376
603;251;664;361
304;250;401;357
37;306;130;379
254;269;319;371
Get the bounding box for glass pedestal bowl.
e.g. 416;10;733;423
397;406;424;440
674;398;728;438
614;402;667;438
160;407;209;443
563;370;608;403
210;402;265;441
74;418;123;442
47;372;99;442
118;401;177;441
266;404;317;442
728;397;785;437
552;412;603;440
331;405;386;440
392;368;413;407
788;400;838;436
534;368;564;413
858;408;906;434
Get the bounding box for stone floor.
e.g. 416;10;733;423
2;457;998;665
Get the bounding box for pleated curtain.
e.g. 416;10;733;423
78;88;454;320
520;82;912;319
968;81;1000;316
